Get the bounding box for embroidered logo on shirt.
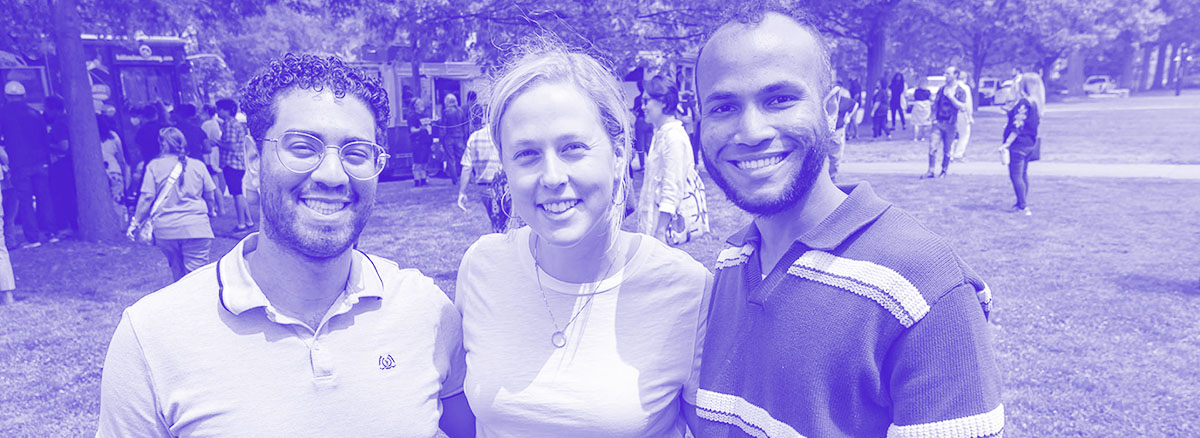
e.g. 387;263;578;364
378;354;395;370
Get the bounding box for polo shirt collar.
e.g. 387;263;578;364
725;182;892;251
217;233;385;316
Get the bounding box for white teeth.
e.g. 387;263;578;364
541;200;579;214
736;155;784;171
303;199;347;215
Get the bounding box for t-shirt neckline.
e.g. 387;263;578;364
517;227;647;296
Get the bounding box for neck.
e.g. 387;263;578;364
653;115;677;130
246;233;353;329
531;225;629;284
754;170;847;272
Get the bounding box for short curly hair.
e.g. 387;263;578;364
239;53;390;148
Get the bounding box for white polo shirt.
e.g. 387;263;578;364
97;234;465;437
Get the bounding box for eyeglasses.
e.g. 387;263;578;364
262;131;389;180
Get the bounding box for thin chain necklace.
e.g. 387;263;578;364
532;234;620;349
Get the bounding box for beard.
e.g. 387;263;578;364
260;184;373;260
702;126;833;216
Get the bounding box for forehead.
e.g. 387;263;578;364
270;88;376;141
697;13;825;97
499;81;605;143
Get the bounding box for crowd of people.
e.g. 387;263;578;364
87;3;1007;437
0;85;264;292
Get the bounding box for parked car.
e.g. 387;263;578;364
994;79;1017;105
1083;75;1114;94
978;77;1001;105
904;75;947;103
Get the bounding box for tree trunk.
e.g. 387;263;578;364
50;0;122;241
1137;42;1154;91
862;22;886;128
1066;48;1085;96
1165;42;1179;86
1152;42;1168;89
1117;35;1136;90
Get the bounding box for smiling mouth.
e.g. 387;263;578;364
302;199;350;215
539;199;580;214
732;153;788;171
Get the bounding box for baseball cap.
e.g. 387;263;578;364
4;81;26;96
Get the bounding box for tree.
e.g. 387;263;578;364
799;0;905;113
917;0;1025;101
2;0;269;241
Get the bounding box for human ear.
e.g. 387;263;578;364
822;89;839;132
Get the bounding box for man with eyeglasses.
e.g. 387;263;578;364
97;54;474;437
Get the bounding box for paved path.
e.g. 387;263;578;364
842;161;1200;180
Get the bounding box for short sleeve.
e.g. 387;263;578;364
96;310;173;438
884;283;1004;438
433;274;466;399
683;271;714;405
139;163;158;196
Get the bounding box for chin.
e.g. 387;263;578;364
703;132;831;216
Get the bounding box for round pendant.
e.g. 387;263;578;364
551;331;567;348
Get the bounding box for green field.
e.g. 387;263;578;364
847;90;1200;165
2;93;1199;436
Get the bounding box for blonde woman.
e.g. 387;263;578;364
126;127;218;280
999;72;1045;215
454;40;711;436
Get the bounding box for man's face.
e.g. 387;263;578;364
255;88;378;259
697;13;834;216
945;69;959;86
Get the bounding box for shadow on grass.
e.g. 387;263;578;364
1112;273;1200;297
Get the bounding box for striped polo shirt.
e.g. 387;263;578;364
696;182;1003;438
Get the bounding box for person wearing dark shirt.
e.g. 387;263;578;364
0;81;55;248
1000;73;1044;216
407;99;432;187
870;79;890;138
44;96;77;236
925;66;967;178
173;104;212;161
889;72;906;130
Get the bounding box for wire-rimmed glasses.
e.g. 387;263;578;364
262;131;389;180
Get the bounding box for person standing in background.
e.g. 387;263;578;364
911;78;933;142
951;69;975;162
1;82;55;249
199;104;224;215
456;123;507;233
437;93;468;186
1000;73;1044;216
216;98;253;232
0;146;16;304
639;75;709;245
889;72;906;131
45;96;77;238
99;123;128;221
871;79;890;139
846;77;861;140
126;127;217;280
407;98;432;187
829;79;858;182
925;66;967;178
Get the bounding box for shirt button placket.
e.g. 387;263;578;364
311;341;335;380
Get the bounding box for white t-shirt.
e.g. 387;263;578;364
456;227;712;437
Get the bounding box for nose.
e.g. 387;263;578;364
731;104;774;149
538;153;568;189
309;146;351;188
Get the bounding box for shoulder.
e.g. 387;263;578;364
363;253;452;306
122;263;220;333
832;206;982;316
633;235;710;284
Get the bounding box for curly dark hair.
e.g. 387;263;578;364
239;53;390;148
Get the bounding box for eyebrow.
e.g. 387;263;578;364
703;81;808;104
285;129;373;144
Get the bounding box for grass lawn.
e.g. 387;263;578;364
2;168;1199;436
845;90;1200;165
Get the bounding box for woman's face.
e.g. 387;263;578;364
642;95;666;125
499;81;620;248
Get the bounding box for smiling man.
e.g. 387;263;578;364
693;5;1004;438
97;54;473;437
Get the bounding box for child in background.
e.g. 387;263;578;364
911;84;933;142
